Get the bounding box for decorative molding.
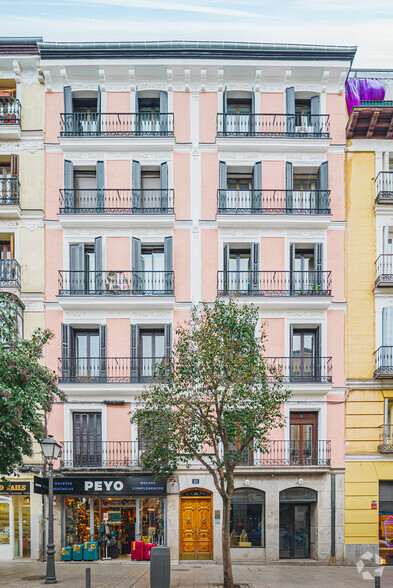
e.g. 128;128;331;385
43;70;52;92
137;83;163;90
68;151;171;162
184;69;190;92
338;71;347;95
12;60;21;84
167;69;173;92
284;70;291;86
255;69;262;92
71;83;98;91
287;230;325;238
200;69;206;92
129;69;135;92
99;69;106;92
295;84;320;92
60;68;69;86
0;220;18;229
321;70;329;92
21;142;44;154
218;69;224;92
20;219;44;231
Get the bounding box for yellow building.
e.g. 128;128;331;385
0;38;45;561
345;72;393;565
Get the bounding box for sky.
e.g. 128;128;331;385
0;0;391;68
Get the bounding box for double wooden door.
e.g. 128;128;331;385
180;493;213;560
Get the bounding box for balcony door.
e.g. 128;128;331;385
228;248;251;291
73;412;102;467
140;330;165;378
227;175;252;211
74;330;100;381
69;237;102;293
290;328;320;382
290;412;317;465
226;101;252;134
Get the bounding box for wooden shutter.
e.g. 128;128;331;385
69;243;84;292
164;236;173;293
61;323;72;381
251;242;259;292
164;324;172;360
218;161;227;211
132;160;141;209
317;161;329;212
94;236;102;292
160;162;168;210
64;159;74;210
96;161;105;211
131;324;140;380
252;162;262;211
132;237;142;291
223;244;229;293
64;86;73;114
285;87;295;133
289;243;296;292
99;325;106;381
10;154;18;178
314;243;323;289
285;161;293;211
311;95;320;131
160;91;168;132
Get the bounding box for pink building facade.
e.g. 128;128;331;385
41;42;355;563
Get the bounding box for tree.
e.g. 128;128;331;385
0;292;64;478
134;298;290;588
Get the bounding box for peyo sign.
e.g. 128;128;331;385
49;476;167;496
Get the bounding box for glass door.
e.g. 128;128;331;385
226;104;251;134
12;496;30;558
74;331;100;380
140;331;165;378
228;249;251;292
290;413;317;465
291;329;318;382
141;248;164;292
279;503;310;558
227;177;252;211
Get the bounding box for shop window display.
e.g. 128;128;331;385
229;488;265;548
0;502;10;544
65;497;100;546
101;498;136;555
140;497;165;545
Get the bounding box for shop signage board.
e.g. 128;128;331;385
45;476;167;496
34;476;48;495
0;482;30;495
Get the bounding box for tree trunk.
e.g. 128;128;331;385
222;494;234;588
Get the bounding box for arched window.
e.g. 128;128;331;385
230;488;265;548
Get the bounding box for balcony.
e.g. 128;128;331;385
0;98;21;139
58;356;168;384
59;440;142;469
0;178;20;218
375;255;393;287
0;259;21;290
265;356;332;384
217;113;330;139
229;440;331;468
58;270;174;296
217;189;330;216
59;188;174;215
374;347;393;378
378;425;393;453
217;271;331;298
59;112;174;138
375;172;393;204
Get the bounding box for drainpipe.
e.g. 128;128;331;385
330;472;336;565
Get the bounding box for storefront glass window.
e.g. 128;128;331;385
65;497;99;546
101;498;136;555
13;496;20;556
379;481;393;564
140;497;165;545
0;502;10;544
230;488;265;548
22;496;30;557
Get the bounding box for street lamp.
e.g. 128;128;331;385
40;435;61;585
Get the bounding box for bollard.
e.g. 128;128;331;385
150;546;170;588
375;570;381;588
86;567;91;588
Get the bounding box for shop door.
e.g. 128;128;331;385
279;503;310;558
180;491;213;560
73;412;102;467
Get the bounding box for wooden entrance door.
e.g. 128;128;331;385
180;491;213;560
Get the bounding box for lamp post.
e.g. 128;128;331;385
40;435;61;585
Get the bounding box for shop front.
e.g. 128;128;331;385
54;475;167;559
0;481;31;560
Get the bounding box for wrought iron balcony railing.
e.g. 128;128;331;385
217;189;330;215
60;440;142;468
0;98;21;125
59;188;174;214
60;112;174;137
217;113;330;138
378;425;393;452
58;356;169;384
375;171;393;203
58;270;174;296
265;356;332;383
0;178;20;206
217;270;331;297
375;255;393;286
375;347;393;377
0;259;21;289
224;440;331;467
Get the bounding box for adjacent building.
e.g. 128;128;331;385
38;41;354;563
0;37;45;561
345;71;393;565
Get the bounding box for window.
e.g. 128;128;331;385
226;99;252;134
74;330;100;379
141;247;165;291
139;97;160;132
73;412;102;467
290;412;317;465
0;501;10;545
230;488;265;548
290;243;323;292
290;328;320;382
140;329;165;377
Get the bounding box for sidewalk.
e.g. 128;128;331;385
0;560;388;588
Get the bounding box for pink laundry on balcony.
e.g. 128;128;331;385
384;516;393;546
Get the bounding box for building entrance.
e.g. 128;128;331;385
279;487;317;559
179;489;213;560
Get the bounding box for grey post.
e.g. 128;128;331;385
375;570;381;588
150;546;170;588
45;462;56;584
86;568;91;588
